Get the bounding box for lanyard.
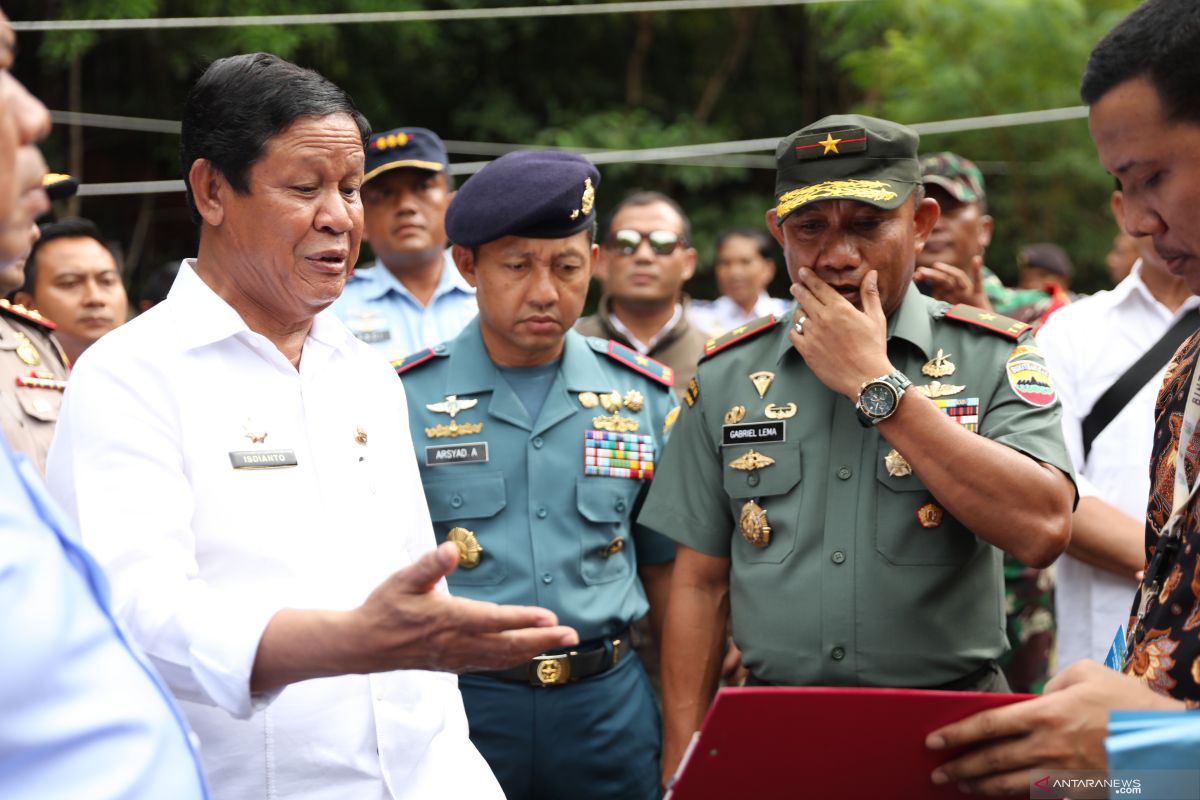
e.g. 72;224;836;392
1124;354;1200;665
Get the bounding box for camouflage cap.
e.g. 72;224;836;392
774;114;921;221
920;151;986;208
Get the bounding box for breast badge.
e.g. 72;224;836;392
447;527;483;568
578;391;600;409
426;394;484;437
354;426;368;445
724;405;747;425
922;349;956;378
13;330;40;367
663;406;680;435
914;381;965;399
749;371;775;399
764;402;797;420
622;390;644;413
728;450;775;472
916;502;944;529
426;394;479;418
243;418;268;444
740;499;771;547
884;448;913;477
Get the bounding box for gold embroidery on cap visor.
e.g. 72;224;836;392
776;179;901;218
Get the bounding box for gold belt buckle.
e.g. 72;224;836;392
530;652;573;687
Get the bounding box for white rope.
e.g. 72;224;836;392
13;0;862;32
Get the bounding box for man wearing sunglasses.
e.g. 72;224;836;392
639;114;1077;787
577;192;709;401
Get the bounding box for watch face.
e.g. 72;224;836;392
861;383;897;417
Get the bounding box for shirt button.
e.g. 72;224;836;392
536;507;548;519
836;466;852;480
831;646;846;661
541;572;553;584
615;499;627;513
831;550;846;565
532;436;544;449
450;495;464;509
747;473;760;487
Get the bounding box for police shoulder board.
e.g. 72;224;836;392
590;338;674;387
942;304;1030;340
699;315;778;361
0;298;56;331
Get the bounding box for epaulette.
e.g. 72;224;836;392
0;298;56;331
699;315;777;361
392;346;443;375
942;304;1030;340
590;339;673;386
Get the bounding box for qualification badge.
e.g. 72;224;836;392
578;391;600;409
622;390;645;413
243;418;268;444
447;527;483;568
915;381;965;399
764;402;797;420
749;371;774;399
426;394;484;438
740;499;771;547
922;349;956;378
728;450;775;471
884;448;912;477
427;394;478;418
354;426;368;445
13;330;40;367
724;405;746;425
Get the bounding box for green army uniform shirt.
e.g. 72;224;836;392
638;283;1076;687
398;319;678;641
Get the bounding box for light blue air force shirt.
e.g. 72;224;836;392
0;434;208;799
331;251;478;363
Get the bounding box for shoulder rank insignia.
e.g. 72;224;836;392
392;347;441;375
942;304;1030;340
701;315;777;360
0;298;56;331
597;339;674;387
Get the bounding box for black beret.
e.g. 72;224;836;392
445;150;599;247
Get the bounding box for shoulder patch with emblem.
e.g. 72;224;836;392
590;339;674;386
1005;349;1057;407
392;347;441;375
0;298;56;331
700;315;778;361
942;304;1030;340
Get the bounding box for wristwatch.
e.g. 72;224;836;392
855;370;912;427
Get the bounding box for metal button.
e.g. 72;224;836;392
532;436;544;449
603;537;626;557
536;507;548;519
836;466;852;480
433;344;447;353
615;499;627;513
450;494;464;509
831;550;846;565
541;572;553;584
747;473;760;487
831;646;846;661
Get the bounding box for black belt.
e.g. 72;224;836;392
745;660;1005;692
473;627;630;687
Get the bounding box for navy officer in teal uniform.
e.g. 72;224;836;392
395;150;676;800
637;116;1079;785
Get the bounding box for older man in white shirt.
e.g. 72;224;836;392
46;52;576;800
1037;191;1199;671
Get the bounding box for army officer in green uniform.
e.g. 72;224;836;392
396;150;676;800
638;115;1077;783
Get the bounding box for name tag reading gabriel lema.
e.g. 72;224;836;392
426;441;489;467
722;421;786;447
229;450;299;469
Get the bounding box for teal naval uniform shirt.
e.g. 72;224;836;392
638;283;1076;688
397;319;677;640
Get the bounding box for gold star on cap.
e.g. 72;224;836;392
819;133;843;154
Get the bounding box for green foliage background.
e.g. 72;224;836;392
12;0;1138;299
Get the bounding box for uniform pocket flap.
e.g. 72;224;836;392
721;443;802;499
576;476;635;523
424;471;506;521
16;388;59;422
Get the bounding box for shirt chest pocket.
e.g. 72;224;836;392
874;439;974;566
575;477;636;585
721;443;802;564
15;386;60;423
423;471;508;586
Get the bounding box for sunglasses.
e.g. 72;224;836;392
608;229;685;256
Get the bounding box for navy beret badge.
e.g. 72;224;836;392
571;177;595;221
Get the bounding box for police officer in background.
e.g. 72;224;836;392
638;115;1077;785
0;173;76;473
397;150;675;800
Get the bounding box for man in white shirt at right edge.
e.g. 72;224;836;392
1037;189;1199;671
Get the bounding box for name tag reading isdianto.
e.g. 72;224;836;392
230;450;299;469
721;421;785;447
426;441;490;467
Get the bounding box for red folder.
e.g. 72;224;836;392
666;686;1036;800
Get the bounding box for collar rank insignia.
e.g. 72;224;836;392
793;127;868;160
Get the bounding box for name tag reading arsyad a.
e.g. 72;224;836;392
722;420;786;447
426;442;490;467
230;450;299;469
